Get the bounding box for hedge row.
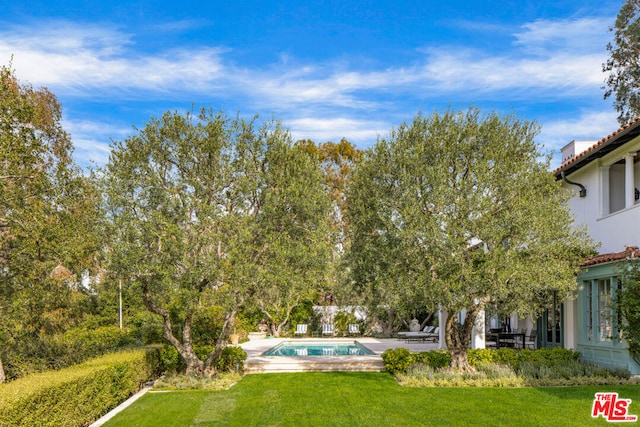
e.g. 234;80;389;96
0;347;161;427
382;347;580;374
3;326;140;381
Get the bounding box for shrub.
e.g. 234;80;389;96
0;347;160;427
398;362;524;388
159;345;184;373
467;349;495;366
382;348;413;374
217;346;247;373
517;359;627;380
412;350;450;369
475;363;517;380
159;344;247;374
153;372;242;390
395;346;635;387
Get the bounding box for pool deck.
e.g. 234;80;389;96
241;337;442;373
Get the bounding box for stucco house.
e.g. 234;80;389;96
553;118;640;374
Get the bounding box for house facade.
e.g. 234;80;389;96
555;118;640;374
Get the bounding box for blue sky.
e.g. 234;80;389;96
0;0;626;169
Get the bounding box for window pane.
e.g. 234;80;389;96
586;281;592;341
598;279;612;341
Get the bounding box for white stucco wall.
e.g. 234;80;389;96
563;137;640;254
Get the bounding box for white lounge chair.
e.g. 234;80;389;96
348;324;361;336
398;326;439;342
322;323;334;337
294;324;308;337
398;325;433;338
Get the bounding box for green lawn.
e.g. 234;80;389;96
104;372;640;426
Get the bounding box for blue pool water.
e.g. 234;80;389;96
262;341;374;357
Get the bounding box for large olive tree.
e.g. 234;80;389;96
103;109;330;375
347;108;595;370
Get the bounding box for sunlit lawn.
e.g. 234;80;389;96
104;372;640;426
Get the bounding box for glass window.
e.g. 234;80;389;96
598;278;613;341
586;281;592;341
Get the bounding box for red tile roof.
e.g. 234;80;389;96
582;246;640;267
554;117;640;176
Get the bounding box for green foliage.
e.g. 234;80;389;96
402;363;522;387
102;108;331;373
604;0;640;124
217;346;247;373
381;348;413;374
517;359;628;381
152;372;242;390
386;347;582;376
393;347;630;387
333;310;357;335
412;350;451;369
347;108;596;367
288;299;318;330
159;344;246;374
616;258;640;365
159;345;183;373
0;62;102;382
2;326;139;381
0;348;160;427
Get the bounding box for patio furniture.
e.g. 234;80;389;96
398;326;439;343
525;329;537;349
485;329;500;349
294;324;308;337
496;331;526;349
398;325;433;338
348;324;361;336
322;323;335;337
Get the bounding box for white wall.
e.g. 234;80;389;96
563;144;640;254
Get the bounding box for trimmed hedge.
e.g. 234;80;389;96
3;326;140;381
0;347;161;427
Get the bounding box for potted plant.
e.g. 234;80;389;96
230;328;240;345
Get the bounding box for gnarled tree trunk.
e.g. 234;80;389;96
444;302;484;372
144;289;235;377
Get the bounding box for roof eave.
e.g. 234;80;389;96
554;118;640;179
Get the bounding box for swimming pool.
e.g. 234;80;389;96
262;340;375;357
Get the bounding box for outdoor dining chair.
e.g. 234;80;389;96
525;329;537;349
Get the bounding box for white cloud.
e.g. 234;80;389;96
419;16;612;95
1;16;613;107
420;49;603;94
287;117;386;145
0;22;226;95
539;110;619;167
0;16;622;169
514;18;610;55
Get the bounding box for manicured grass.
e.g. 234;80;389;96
104;372;640;426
